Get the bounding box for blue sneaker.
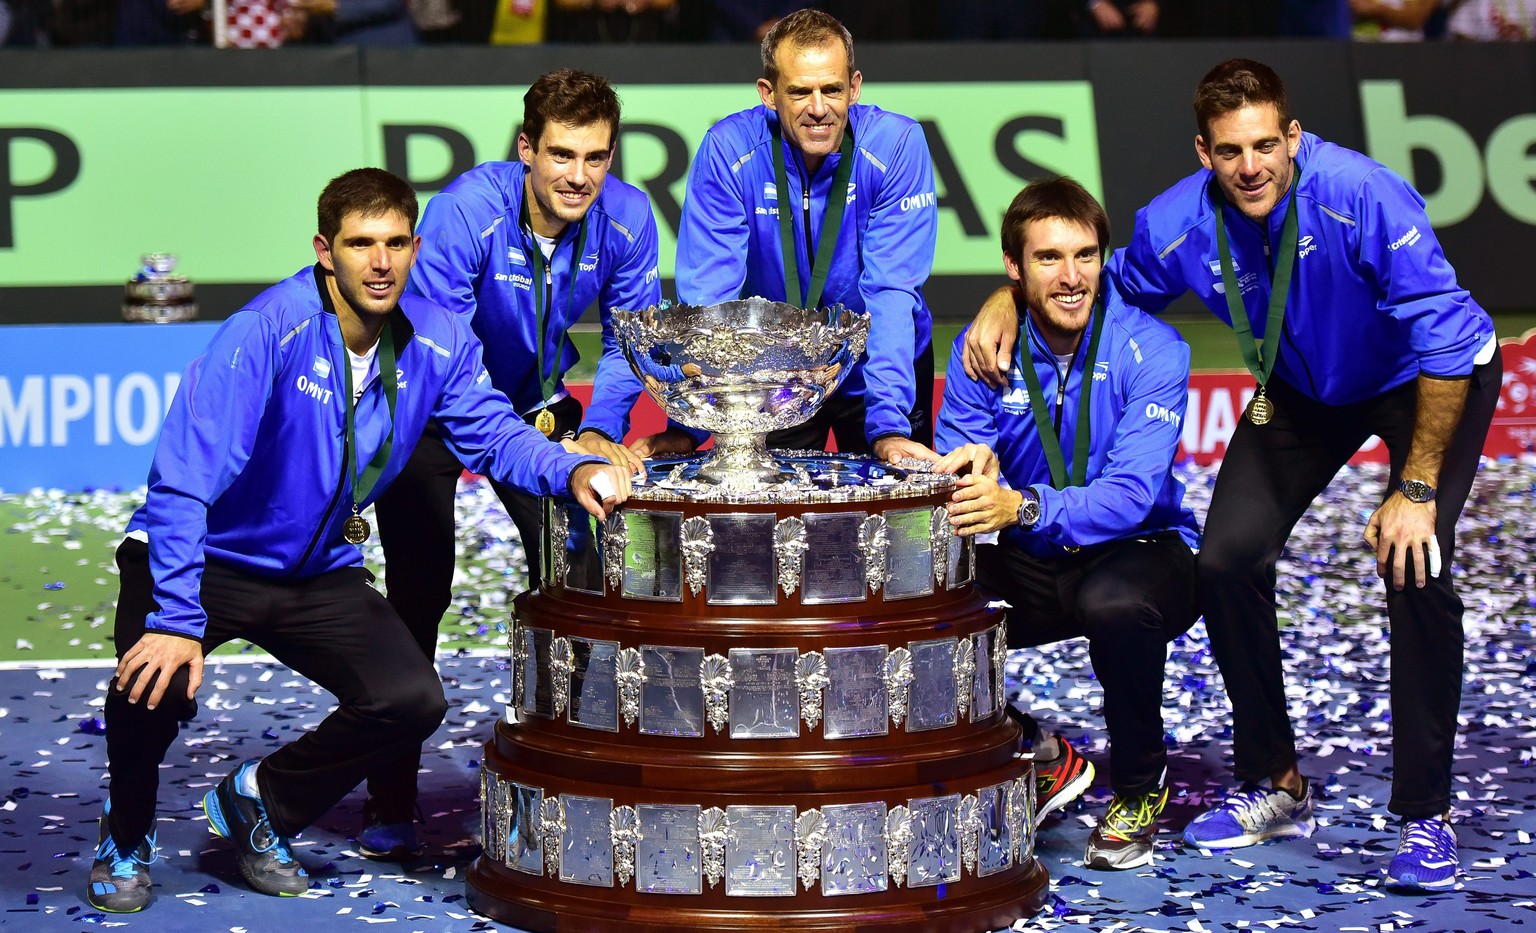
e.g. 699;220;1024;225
1386;816;1459;891
1183;779;1315;849
86;802;156;913
357;799;423;861
203;760;310;897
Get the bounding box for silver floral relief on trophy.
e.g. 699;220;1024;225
884;646;914;728
615;647;645;728
885;805;912;888
954;634;975;721
550;637;573;717
859;514;889;594
796;650;830;730
540;796;566;877
700;806;729;889
930;506;953;589
992;623;1009;713
550;506;570;586
480;770;499;863
681;516;715;597
773;516;808;597
958;794;981;876
700;653;733;733
682;327;773;369
796;809;827;891
602;511;627;593
611;805;639;888
1009;775;1037;864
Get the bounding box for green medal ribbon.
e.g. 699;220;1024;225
1014;297;1106;490
342;320;399;513
1210;166;1301;397
524;198;589;407
771;119;854;309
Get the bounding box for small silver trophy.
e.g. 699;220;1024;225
122;253;198;323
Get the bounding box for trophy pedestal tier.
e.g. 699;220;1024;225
469;473;1049;931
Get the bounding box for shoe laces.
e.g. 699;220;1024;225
1218;784;1297;830
1101;789;1167;841
246;812;297;865
97;831;158;877
1399;818;1455;859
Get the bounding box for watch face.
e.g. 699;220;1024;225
1400;480;1434;503
1018;497;1041;528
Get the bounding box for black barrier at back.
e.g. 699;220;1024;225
0;42;1531;323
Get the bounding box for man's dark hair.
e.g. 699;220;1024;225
521;68;622;151
1000;176;1111;266
1194;58;1293;140
317;168;419;243
760;9;855;84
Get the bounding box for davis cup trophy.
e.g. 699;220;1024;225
467;299;1049;932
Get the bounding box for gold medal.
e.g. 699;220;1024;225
535;408;556;437
343;511;370;545
1246;387;1274;426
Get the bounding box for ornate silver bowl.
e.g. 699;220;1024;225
613;298;869;488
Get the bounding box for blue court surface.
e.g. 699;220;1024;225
2;460;1533;932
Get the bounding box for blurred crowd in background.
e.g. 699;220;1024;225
1;0;1531;49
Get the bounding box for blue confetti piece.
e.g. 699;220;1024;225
262;729;279;740
26;893;39;905
199;883;221;894
77;717;107;735
44;581;65;590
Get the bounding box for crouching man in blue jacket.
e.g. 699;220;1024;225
935;177;1200;872
84;168;631;914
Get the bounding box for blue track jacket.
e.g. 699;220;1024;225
407;161;662;441
676;103;937;443
128;265;602;640
936;284;1200;559
1109;132;1494;405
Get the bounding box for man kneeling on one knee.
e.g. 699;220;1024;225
933;176;1200;871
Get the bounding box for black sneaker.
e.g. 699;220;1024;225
357;799;424;861
203;760;310;897
1085;785;1169;870
86;803;156;913
1034;734;1095;819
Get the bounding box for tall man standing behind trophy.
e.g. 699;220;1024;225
959;59;1502;890
368;68;661;861
638;8;938;463
935;177;1200;871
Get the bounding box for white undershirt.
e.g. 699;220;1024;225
533;232;557;262
348;341;379;402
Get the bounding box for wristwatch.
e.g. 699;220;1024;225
1016;488;1041;528
1398;479;1436;503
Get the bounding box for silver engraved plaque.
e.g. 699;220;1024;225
706;514;777;605
883;507;934;600
562;504;605;595
639;645;705;737
820;802;888;896
729;647;800;739
801;512;866;604
906;794;962;887
725;805;796;897
568;638;620;732
977;782;1012;877
636;804;703;895
520;627;556;719
507;782;544;875
822;645;890;739
622;510;684;601
558;794;614;887
971;627;998;721
946;528;974;589
906;638;959;732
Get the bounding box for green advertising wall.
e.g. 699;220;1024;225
1;41;1533;321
